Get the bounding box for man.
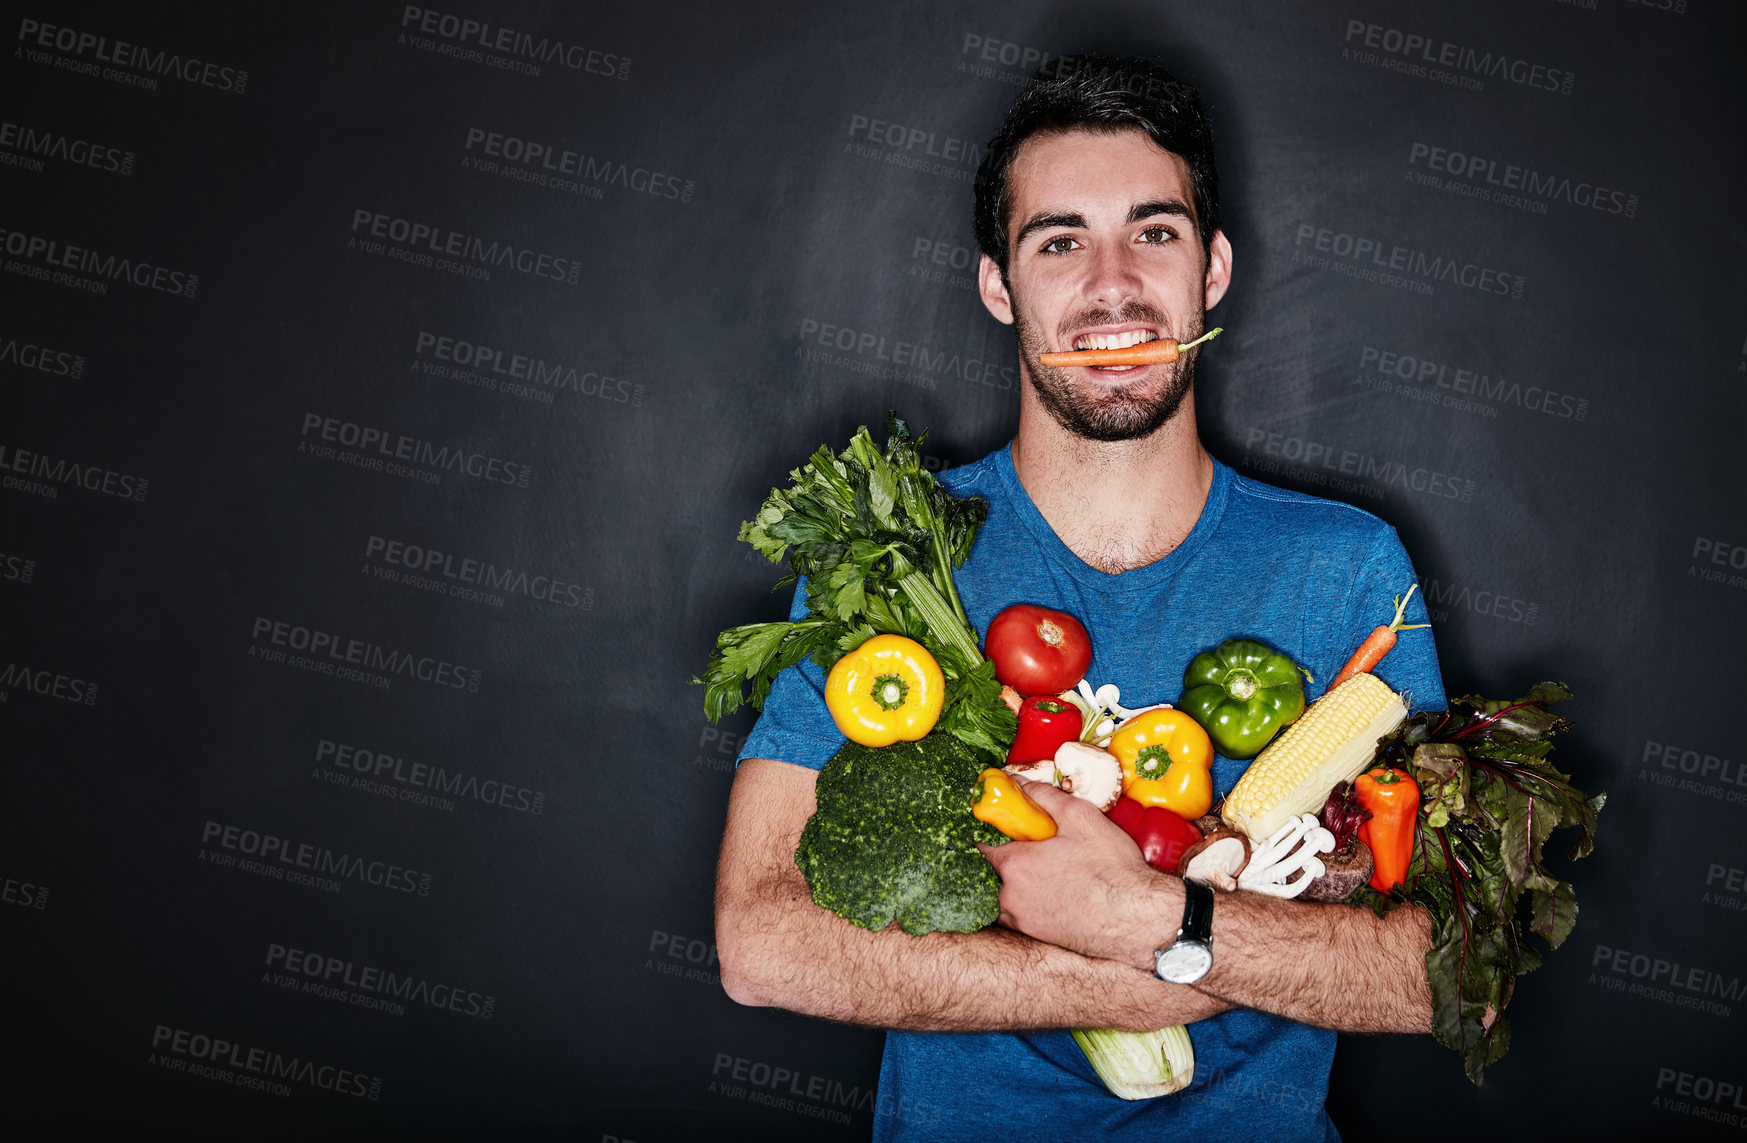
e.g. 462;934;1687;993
716;55;1443;1141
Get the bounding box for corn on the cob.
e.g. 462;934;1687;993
1221;672;1406;840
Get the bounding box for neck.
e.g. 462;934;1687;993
1010;386;1214;574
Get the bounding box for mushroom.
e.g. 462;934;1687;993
1180;829;1250;891
1237;814;1336;899
1069;680;1175;745
1051;741;1124;812
1004;758;1060;786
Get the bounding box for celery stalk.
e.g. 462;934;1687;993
1071;1025;1195;1100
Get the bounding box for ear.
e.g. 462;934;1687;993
977;254;1015;326
1204;230;1233;310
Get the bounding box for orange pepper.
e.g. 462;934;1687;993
972;769;1057;841
1355;767;1419;892
1107;709;1214;819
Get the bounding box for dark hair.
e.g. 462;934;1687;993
973;55;1220;271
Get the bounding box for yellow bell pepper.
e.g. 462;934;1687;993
972;768;1057;841
1108;708;1214;818
824;634;945;746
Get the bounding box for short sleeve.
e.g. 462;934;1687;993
735;577;846;770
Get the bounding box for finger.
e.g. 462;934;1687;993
1017;780;1078;812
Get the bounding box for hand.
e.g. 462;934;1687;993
979;781;1182;971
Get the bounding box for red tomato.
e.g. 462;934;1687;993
984;604;1092;696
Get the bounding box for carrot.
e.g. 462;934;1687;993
1328;584;1431;691
1039;326;1221;367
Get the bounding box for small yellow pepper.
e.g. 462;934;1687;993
824;634;945;747
972;769;1057;841
1107;708;1214;818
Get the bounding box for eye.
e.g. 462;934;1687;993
1138;225;1176;245
1040;235;1081;255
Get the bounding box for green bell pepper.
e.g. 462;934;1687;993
1178;638;1306;760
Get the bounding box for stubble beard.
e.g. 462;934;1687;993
1013;298;1199;443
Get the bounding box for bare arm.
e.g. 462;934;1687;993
985;781;1432;1035
714;758;1231;1033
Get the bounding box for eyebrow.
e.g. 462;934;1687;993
1127;199;1194;225
1013;199;1196;249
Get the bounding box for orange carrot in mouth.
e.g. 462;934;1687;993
1040;327;1222;367
1328;584;1432;691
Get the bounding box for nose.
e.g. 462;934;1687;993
1082;242;1144;310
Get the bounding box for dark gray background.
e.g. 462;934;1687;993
3;1;1744;1139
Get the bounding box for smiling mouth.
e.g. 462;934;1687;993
1072;329;1159;352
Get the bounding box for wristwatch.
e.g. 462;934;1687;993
1153;880;1215;983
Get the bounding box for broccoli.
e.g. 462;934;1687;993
795;732;1009;936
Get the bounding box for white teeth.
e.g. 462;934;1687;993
1072;329;1159;350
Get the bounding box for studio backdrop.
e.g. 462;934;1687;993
3;1;1744;1139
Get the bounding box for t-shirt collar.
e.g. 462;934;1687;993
991;442;1231;593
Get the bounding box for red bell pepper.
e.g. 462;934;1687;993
1007;696;1082;765
1107;797;1201;875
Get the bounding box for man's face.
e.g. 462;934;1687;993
978;128;1232;442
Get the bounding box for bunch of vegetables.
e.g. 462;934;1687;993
976;603;1206;1100
1184;591;1604;1084
697;417;1019;936
700;416;1604;1097
1351;683;1605;1083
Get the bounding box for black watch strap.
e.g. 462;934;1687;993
1179;879;1214;944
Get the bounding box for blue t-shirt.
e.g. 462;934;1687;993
740;446;1443;1143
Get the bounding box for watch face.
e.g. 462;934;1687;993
1156;940;1214;984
